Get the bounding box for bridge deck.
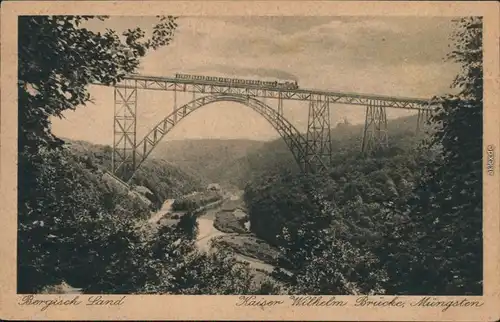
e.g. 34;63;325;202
101;74;434;110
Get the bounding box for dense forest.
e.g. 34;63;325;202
243;127;432;294
17;15;277;295
171;190;223;212
65;139;206;210
230;113;424;187
243;17;483;295
18;15;482;295
244;129;427;247
150;139;265;183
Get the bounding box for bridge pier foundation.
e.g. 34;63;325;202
361;100;388;154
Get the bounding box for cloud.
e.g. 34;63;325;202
207;16;455;68
52;16;462;144
211;16;340;35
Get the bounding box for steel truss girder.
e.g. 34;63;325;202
305;96;332;173
112;77;431;111
277;92;284;116
116;94;310;182
361;99;388;153
109;75;435;181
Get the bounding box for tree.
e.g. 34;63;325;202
384;17;483;295
18;16;177;153
154;246;255;295
272;182;387;295
17;15;270;296
17;146;150;293
175;212;199;240
17;15;177;293
244;170;331;247
243;135;421;295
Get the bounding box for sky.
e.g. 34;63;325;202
51;16;460;145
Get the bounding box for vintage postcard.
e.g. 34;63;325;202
1;0;499;320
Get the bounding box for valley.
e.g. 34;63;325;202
70;112;429;282
19;15;482;298
33;109;481;296
150;190;277;278
125;113;429;288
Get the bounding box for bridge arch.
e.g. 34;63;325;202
117;94;309;181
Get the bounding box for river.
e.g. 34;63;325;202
58;192;272;294
195;209;275;273
195;207;227;253
195;193;275;273
150;192;275;273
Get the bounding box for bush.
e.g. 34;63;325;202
213;211;247;234
172;191;222;212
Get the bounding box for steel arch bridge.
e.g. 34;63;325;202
134;94;309;177
104;73;434;182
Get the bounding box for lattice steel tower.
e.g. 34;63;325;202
112;82;137;180
304;95;332;172
361;99;388;153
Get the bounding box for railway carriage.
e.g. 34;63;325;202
175;73;298;90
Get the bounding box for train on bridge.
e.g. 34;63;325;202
175;73;299;90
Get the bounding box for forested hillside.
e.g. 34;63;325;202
17;15;276;295
244;114;431;253
225;114;424;187
65;139;205;209
17;15;482;297
150;139;265;182
242;17;483;295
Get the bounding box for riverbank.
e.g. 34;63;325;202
194;192;277;274
45;190;278;294
147;190;278;280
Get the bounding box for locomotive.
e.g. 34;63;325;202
175;73;299;90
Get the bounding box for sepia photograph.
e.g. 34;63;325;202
16;13;484;296
1;1;499;321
